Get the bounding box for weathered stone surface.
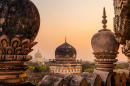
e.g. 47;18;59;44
37;75;68;86
0;0;40;42
91;29;119;53
55;42;76;58
113;0;130;44
93;69;113;86
81;72;102;86
64;74;88;86
0;0;39;84
0;82;35;86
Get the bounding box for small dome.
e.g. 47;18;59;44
55;39;76;58
34;50;43;58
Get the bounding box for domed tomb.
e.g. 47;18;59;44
55;38;76;58
34;50;43;58
49;38;82;74
0;0;40;42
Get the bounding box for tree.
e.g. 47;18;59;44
34;66;40;72
28;66;35;72
82;61;95;72
119;64;124;69
85;68;93;72
39;66;47;72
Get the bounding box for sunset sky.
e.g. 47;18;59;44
30;0;127;61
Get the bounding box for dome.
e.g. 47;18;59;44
91;29;119;53
0;0;40;42
91;8;119;53
34;50;43;58
55;39;76;58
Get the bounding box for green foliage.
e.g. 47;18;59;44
82;61;95;72
39;66;47;72
119;64;124;69
34;65;49;72
28;66;35;72
85;68;93;72
34;66;41;72
31;82;38;85
115;62;129;69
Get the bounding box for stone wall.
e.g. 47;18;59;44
49;64;82;74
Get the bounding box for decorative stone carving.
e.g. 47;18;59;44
113;0;130;44
0;35;38;84
0;0;40;85
113;0;130;71
91;8;119;72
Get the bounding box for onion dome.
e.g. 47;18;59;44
91;8;119;53
0;0;40;42
34;50;43;58
55;37;76;58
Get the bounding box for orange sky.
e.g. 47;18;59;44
30;0;128;61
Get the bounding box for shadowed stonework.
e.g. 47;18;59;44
0;0;40;42
0;0;40;85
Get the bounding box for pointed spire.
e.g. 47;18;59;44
102;7;107;29
65;36;67;43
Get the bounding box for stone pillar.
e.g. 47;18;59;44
91;8;119;72
0;0;40;85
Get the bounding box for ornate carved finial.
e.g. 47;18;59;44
102;7;107;29
65;36;67;43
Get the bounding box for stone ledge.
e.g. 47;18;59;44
0;82;35;86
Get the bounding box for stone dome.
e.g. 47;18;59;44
0;0;40;42
55;40;76;58
91;29;119;53
34;50;43;58
91;8;119;53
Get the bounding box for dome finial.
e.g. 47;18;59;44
65;36;67;43
102;7;107;29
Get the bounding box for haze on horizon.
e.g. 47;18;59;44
30;0;127;62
